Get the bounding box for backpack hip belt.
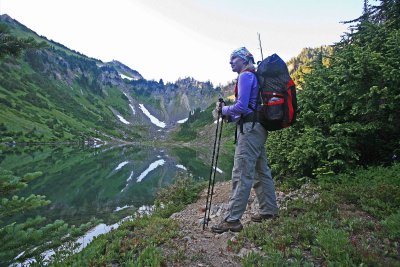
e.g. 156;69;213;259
234;110;258;144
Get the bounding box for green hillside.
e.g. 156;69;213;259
0;16;145;143
0;55;137;142
287;46;333;88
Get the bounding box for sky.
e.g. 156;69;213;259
0;0;365;86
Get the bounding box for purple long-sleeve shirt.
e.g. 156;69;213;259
222;71;259;122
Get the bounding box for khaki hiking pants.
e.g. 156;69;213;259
224;122;278;222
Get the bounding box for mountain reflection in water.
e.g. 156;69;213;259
0;144;233;226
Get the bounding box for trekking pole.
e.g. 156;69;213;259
203;98;224;230
206;105;224;226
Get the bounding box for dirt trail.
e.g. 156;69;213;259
164;181;287;267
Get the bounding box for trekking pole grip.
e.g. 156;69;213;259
218;98;224;114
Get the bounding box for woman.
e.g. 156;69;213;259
211;47;278;234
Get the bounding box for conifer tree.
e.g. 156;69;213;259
267;0;400;180
0;23;46;59
0;168;93;265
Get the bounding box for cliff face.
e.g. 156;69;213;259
128;77;218;127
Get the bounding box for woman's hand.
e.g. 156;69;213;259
215;101;225;113
212;101;225;119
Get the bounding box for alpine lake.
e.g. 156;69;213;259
1;143;234;229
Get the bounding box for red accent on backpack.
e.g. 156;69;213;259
258;79;297;131
286;79;296;125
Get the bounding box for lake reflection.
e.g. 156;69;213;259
0;144;233;226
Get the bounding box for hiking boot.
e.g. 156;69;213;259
251;213;278;223
211;220;243;234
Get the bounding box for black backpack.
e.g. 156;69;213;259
256;53;297;131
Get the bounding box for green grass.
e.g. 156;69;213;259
48;176;206;266
53;216;178;266
236;163;400;266
153;174;207;218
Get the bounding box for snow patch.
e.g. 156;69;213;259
129;104;136;115
20;217;132;266
115;161;129;171
73;217;131;255
120;73;133;80
213;166;223;173
176;164;187;170
137;159;165;182
117;115;130;124
138;205;154;216
126;171;134;182
114;205;133;212
138;104;166;128
177;118;188;124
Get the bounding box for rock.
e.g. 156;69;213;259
198;218;206;225
237;248;252;258
216;208;222;217
170;212;181;219
183;235;192;244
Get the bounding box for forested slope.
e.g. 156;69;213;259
267;1;400;182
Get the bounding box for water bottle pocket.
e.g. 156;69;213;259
265;96;284;121
266;104;283;120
